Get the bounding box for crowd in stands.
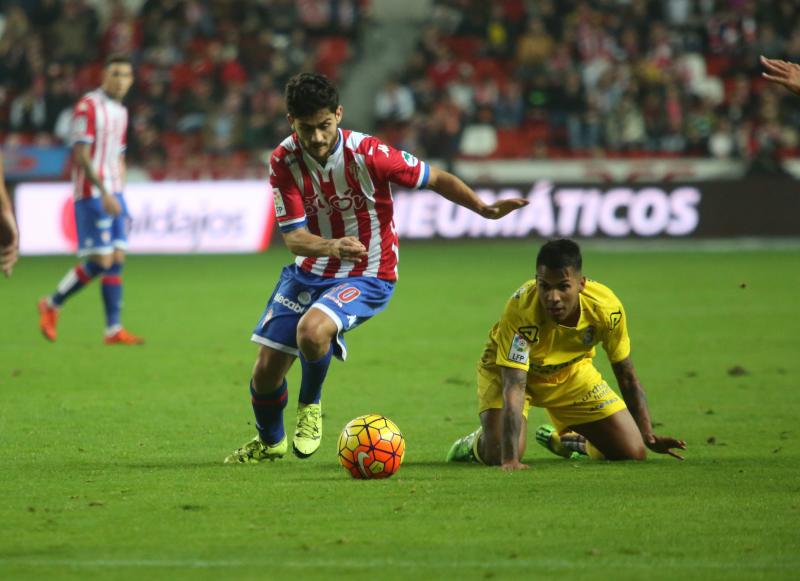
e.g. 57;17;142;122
0;0;362;179
376;0;800;171
1;0;800;180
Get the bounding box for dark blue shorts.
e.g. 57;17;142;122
251;264;395;360
74;193;129;257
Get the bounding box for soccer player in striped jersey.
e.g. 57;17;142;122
38;55;143;345
225;73;527;464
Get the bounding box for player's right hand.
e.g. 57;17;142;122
332;236;367;261
102;193;122;217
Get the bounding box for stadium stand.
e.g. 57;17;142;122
1;0;799;179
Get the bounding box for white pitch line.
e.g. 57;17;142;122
0;558;797;570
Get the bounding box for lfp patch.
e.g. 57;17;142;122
508;333;529;364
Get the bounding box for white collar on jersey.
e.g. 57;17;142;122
301;129;343;172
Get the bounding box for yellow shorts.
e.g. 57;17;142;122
476;358;627;433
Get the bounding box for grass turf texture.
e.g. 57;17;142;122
1;240;798;580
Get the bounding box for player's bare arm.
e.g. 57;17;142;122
611;356;687;460
426;166;528;219
74;143;121;216
0;156;19;278
761;56;800;96
282;227;367;262
500;366;529;471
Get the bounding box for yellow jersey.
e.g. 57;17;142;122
479;279;631;376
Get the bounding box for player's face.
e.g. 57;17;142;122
102;63;134;101
289;106;343;163
536;265;586;325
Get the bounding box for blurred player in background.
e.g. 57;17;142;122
447;239;686;470
225;73;527;464
37;55;143;345
761;55;800;96
0;152;19;278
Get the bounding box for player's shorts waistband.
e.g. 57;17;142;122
528;354;588;376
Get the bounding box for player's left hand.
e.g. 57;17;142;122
644;433;686;460
478;198;528;220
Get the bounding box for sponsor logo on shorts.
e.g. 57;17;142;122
577;382;612;405
508;333;529;364
591;396;620;411
273;292;307;314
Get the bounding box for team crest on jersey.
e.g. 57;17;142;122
273;187;287;217
297;291;312;306
518;325;539;343
582;326;595;345
610;310;622;329
401;151;419;167
508;334;529;364
348;163;360;182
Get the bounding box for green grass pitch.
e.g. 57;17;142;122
1;240;798;580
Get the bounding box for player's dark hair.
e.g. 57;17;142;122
105;53;133;68
536;239;582;273
285;73;339;119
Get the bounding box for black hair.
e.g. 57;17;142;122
536;239;582;273
285;73;339;119
105;53;133;68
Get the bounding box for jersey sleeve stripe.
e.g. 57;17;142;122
278;219;307;233
416;162;430;189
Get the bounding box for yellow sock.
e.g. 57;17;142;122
472;428;485;465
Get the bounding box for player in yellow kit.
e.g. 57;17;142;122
447;239;686;470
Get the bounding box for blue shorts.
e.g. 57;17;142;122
74;193;129;257
251;264;395;361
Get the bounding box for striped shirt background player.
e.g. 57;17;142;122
224;72;528;464
37;54;144;346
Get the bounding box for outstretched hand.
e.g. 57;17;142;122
479;198;529;220
761;56;800;96
644;434;687;460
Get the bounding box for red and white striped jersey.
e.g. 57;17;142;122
70;89;128;200
270;129;430;281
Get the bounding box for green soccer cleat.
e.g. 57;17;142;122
446;427;482;463
292;403;322;458
535;424;586;460
224;435;288;464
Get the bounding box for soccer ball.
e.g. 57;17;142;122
337;414;405;479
